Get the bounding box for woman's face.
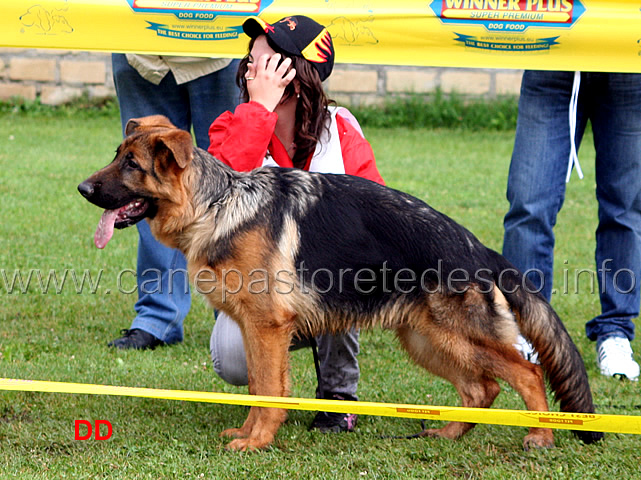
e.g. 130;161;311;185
249;35;277;67
246;34;298;109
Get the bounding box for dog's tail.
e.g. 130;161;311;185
494;255;604;444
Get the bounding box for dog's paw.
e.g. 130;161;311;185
225;438;266;452
418;428;443;438
523;432;555;451
419;425;464;440
220;427;249;439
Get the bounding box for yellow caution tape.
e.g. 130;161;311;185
1;378;639;434
2;1;641;72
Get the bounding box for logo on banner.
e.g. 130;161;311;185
430;0;585;32
19;2;74;35
146;22;244;40
126;0;274;41
430;0;586;52
453;33;559;51
127;0;273;18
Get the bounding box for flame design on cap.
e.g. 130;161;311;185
253;17;274;34
301;28;333;64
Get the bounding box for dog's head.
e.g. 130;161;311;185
78;115;194;249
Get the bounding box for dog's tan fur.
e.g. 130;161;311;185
79;115;602;451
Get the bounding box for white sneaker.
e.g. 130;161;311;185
514;333;539;364
597;337;640;381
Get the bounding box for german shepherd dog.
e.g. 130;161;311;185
78;115;603;451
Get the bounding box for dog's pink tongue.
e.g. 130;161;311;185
94;209;118;249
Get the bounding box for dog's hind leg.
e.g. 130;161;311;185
491;350;555;450
396;326;501;440
421;375;501;440
398;325;554;448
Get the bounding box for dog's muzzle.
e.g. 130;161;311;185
78;179;152;249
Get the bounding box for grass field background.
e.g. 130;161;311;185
0;105;639;479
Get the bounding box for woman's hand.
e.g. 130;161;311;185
246;53;296;112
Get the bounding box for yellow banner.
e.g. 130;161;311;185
1;378;640;434
1;1;641;72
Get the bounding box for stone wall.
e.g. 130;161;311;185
0;48;523;106
0;49;113;105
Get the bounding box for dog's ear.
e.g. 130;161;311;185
125;115;176;136
124;118;142;136
150;129;194;170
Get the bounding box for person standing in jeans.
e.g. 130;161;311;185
108;54;240;350
504;70;641;381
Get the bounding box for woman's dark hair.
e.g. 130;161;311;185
236;36;335;168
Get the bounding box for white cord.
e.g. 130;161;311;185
566;71;584;183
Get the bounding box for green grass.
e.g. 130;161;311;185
349;91;519;130
0;108;639;479
0;92;519;130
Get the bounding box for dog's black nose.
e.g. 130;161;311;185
78;181;94;198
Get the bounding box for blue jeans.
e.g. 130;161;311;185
503;71;641;343
112;53;240;343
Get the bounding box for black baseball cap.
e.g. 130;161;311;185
242;15;335;81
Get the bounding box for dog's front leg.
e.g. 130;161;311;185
219;336;261;440
224;318;294;452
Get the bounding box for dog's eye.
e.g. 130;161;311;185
124;152;140;170
127;159;139;169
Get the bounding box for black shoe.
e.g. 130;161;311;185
107;329;164;350
309;393;358;433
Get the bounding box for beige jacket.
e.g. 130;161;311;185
126;54;233;85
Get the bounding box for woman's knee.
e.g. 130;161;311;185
210;313;248;386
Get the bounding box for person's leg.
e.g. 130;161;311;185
128;220;189;344
585;72;641;380
585;72;641;342
111;54;191;134
308;330;359;433
110;54;192;347
503;70;587;300
210;312;249;386
187;59;241;149
503;71;589;363
314;330;359;399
